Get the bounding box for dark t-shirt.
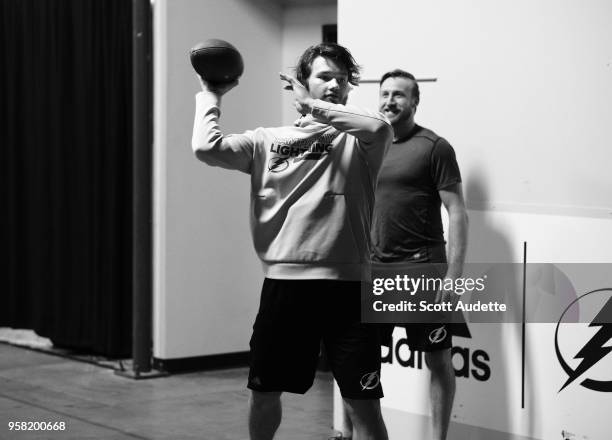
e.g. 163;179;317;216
371;125;461;262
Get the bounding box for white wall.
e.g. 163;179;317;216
337;1;612;438
153;0;338;360
340;0;612;218
335;209;612;439
154;0;283;359
281;3;337;125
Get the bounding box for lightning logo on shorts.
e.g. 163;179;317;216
429;326;448;344
359;371;380;391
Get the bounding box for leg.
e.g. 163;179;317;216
248;390;282;440
425;349;455;440
332;402;354;439
247;279;322;439
342;398;387;440
322;281;388;439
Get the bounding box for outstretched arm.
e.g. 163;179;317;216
191;77;254;173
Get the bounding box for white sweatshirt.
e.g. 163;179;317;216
192;92;392;280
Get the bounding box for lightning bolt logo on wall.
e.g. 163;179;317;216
555;288;612;393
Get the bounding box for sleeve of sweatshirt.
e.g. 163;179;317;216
191;92;255;174
309;100;393;148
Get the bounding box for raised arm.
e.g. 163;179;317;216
191;78;254;174
280;73;392;146
310;100;393;145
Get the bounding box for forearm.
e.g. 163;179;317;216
191;92;252;173
192;92;224;160
309;100;392;144
445;208;469;279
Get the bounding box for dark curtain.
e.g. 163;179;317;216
0;0;133;358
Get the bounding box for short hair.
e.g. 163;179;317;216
295;43;361;87
379;69;420;104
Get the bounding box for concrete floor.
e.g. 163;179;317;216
0;344;335;440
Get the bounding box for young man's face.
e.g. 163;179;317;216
379;76;418;125
306;56;350;105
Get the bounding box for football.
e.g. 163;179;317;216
189;39;244;84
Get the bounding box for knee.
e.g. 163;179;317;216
425;350;453;374
343;398;387;439
250;390;282;409
343;397;383;424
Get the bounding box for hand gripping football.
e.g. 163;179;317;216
189;39;244;84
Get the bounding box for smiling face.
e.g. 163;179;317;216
379;76;418;126
306;56;350;105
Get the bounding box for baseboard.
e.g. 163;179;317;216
152;351;249;373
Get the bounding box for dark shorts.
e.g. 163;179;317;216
248;278;383;399
376;244;469;352
379;322;468;352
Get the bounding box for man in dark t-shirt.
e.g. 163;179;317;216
374;70;468;440
371;124;461;261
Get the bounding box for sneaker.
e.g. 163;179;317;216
328;432;352;440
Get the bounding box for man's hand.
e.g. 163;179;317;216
197;75;239;98
434;278;458;306
280;72;314;115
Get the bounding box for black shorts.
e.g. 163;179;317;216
380;322;469;352
248;278;383;399
377;244;469;352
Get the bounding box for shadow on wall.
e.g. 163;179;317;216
457;169;536;438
